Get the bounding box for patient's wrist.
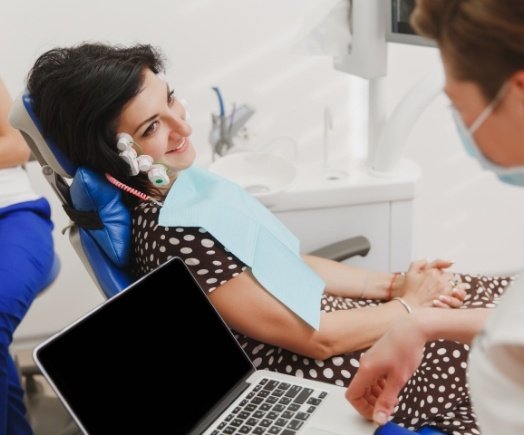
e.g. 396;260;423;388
363;271;395;300
407;308;433;342
412;307;483;344
391;272;405;299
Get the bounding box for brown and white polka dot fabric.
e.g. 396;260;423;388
132;203;248;290
131;202;511;434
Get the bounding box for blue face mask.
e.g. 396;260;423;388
451;83;524;187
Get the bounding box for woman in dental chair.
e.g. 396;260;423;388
0;78;54;435
26;43;508;434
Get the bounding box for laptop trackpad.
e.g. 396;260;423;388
304;428;343;435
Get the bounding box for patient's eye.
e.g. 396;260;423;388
143;120;159;137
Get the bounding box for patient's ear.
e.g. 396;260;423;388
511;70;524;98
509;71;524;119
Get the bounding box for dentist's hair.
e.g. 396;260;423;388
27;42;166;199
411;0;524;100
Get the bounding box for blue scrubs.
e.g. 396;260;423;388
0;198;54;435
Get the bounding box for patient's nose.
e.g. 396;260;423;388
168;112;192;137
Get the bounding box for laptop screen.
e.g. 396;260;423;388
34;257;254;434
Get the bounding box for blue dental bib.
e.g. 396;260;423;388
158;166;324;329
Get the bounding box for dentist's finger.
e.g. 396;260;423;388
371;379;404;426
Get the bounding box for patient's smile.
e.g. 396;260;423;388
171;138;187;152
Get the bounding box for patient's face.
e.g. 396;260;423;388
115;69;196;175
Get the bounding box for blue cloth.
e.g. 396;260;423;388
375;422;416;434
158;166;325;329
374;422;448;435
0;198;55;435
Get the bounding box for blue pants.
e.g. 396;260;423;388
0;198;54;435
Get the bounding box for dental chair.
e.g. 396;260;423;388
9;90;446;435
10;92;133;299
9;89;372;303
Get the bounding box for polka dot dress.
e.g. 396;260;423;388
131;202;512;434
132;203;248;290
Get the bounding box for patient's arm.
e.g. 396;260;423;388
0;80;31;168
303;255;461;307
303;254;395;300
208;263;469;360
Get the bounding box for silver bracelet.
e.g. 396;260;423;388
392;297;412;314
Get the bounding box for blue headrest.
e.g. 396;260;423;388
70;168;131;268
21;91;77;177
10;90;133;296
20;91;130;265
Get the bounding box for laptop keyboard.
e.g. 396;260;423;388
210;377;328;435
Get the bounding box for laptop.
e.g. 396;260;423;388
33;256;375;434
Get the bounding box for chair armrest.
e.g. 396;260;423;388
307;236;370;262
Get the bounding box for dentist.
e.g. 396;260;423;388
0;77;55;434
346;0;524;433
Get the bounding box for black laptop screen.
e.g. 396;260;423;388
35;257;254;434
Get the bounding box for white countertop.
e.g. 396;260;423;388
268;158;421;211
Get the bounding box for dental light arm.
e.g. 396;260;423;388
368;67;445;176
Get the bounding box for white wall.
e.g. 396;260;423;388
3;0;524;344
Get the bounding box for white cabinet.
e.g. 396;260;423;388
276;202;389;269
276;201;411;272
271;159;420;272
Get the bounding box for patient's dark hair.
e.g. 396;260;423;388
27;42;166;198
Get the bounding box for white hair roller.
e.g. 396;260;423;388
137;155;154;172
147;164;170;187
116;132;134;151
119;149;140;175
116;132;170;185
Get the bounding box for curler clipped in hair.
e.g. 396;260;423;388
115;132;170;186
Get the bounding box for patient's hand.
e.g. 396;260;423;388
423;259;468;308
400;260;465;310
431;280;467;308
